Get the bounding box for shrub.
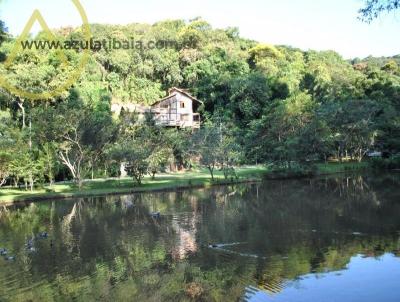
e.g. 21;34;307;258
370;155;400;170
266;162;316;179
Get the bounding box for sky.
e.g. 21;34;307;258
1;0;399;59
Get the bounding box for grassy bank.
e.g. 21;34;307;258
0;162;370;204
0;166;267;204
315;161;369;175
264;161;369;179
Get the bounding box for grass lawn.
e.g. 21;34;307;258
0;166;268;204
0;162;369;204
316;161;369;174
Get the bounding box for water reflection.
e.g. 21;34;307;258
244;254;400;302
0;172;399;301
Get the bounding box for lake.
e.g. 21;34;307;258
0;172;399;301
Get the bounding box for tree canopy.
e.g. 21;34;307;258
0;17;399;186
359;0;400;22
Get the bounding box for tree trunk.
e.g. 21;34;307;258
77;177;83;190
58;150;84;189
223;167;228;179
13;177;19;188
208;166;214;181
16;99;26;129
29;174;34;192
358;149;364;162
134;175;142;185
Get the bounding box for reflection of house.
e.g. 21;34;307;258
111;88;202;129
171;195;199;260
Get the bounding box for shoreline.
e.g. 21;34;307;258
0;177;263;206
0;166;268;205
0;162;376;205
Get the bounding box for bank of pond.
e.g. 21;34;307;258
1;161;393;204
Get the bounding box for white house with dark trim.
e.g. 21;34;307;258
111;88;202;129
152;88;202;129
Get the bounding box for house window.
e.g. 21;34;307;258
180;102;185;109
181;114;190;122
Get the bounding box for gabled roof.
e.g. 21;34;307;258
151;94;176;106
151;87;204;107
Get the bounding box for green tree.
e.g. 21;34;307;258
34;90;115;187
359;0;400;22
0;19;8;61
247;92;317;166
147;148;171;179
190;122;239;180
109;115;162;185
319;99;380;162
0;152;11;187
9;149;45;191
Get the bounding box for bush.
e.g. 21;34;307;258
265;162;316;179
222;167;238;180
370;155;400;170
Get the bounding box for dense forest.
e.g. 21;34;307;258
0;17;400;189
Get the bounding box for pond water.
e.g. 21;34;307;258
0;172;399;301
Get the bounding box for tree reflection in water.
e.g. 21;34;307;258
0;172;399;301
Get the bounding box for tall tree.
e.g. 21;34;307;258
34;90;115;187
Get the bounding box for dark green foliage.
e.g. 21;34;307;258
359;0;400;22
0;18;400;187
369;155;400;170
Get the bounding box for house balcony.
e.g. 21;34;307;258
154;113;201;129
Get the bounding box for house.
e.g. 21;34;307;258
151;88;202;129
112;88;203;176
111;88;202;129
